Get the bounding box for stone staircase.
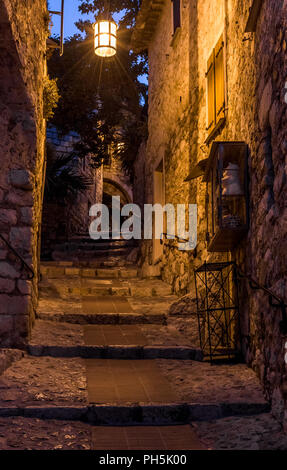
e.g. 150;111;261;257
42;237;138;264
0;258;285;450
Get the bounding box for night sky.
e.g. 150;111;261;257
48;0;95;38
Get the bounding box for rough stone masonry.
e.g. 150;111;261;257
0;0;48;347
132;0;287;428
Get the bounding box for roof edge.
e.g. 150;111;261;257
131;0;166;52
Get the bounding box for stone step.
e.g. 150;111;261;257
28;321;203;360
55;237;136;246
44;284;131;297
39;278;172;298
28;344;203;360
2;415;287;450
37;311;166;325
0;418;208;450
37;290;175;324
0;401;270;425
0;356;269;425
40;265;138;279
0;403;190;425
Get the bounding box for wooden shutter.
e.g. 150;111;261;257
214;34;225;122
172;0;181;33
206;51;215;135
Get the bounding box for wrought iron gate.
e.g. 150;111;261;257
194;261;241;362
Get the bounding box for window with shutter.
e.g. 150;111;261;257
206;51;215;135
215;34;225;122
172;0;181;33
206;33;226;140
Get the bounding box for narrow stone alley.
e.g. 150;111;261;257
0;0;286;455
0;247;286;450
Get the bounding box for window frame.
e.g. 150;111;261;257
206;32;227;143
171;0;181;35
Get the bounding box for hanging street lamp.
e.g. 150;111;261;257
94;19;118;58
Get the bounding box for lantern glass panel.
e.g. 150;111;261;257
100;33;110;47
204;142;248;252
111;36;116;49
100;21;109;33
111;23;117;35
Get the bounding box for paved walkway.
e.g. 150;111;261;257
0;261;286;450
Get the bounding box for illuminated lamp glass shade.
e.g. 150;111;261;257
94;20;117;57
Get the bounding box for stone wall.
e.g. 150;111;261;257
133;0;287;426
103;155;133;206
42;126;133;258
0;0;48;347
136;0;196;282
42;126;100;256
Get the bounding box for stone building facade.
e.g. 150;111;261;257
0;0;48;347
132;0;287;426
42;126;100;257
42;126;133;258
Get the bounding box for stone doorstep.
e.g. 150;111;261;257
57;287;131;296
0;401;270;425
27;344;203;361
36;312;167;325
40;267;138;279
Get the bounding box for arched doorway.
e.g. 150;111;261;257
103;178;133;234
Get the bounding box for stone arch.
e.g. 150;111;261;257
103;176;133;207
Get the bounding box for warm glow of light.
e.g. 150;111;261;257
94;20;117;58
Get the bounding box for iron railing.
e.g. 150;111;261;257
236;265;287;335
160;233;190;245
0;234;34;280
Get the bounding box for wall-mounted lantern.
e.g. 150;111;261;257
203;141;249;252
94;19;118;58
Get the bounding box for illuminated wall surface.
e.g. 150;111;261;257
132;0;287;427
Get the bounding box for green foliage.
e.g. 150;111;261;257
44;143;92;203
43;76;60;121
76;0;142;30
48;1;147;177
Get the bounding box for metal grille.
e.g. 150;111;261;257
194;261;241;363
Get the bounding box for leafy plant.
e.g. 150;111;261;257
44;143;92;203
43;76;60;120
47;1;147;177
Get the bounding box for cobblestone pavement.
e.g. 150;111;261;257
157;360;266;406
0;419;206;450
129;296;178;316
0;418;92;450
30;320;198;348
194;413;287;450
0;349;24;375
0;261;284;450
0;415;286;450
0;357;87;406
0;354;266;409
30;321;84;347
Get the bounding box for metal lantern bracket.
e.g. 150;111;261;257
49;0;64;56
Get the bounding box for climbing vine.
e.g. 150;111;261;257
43;76;60;121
